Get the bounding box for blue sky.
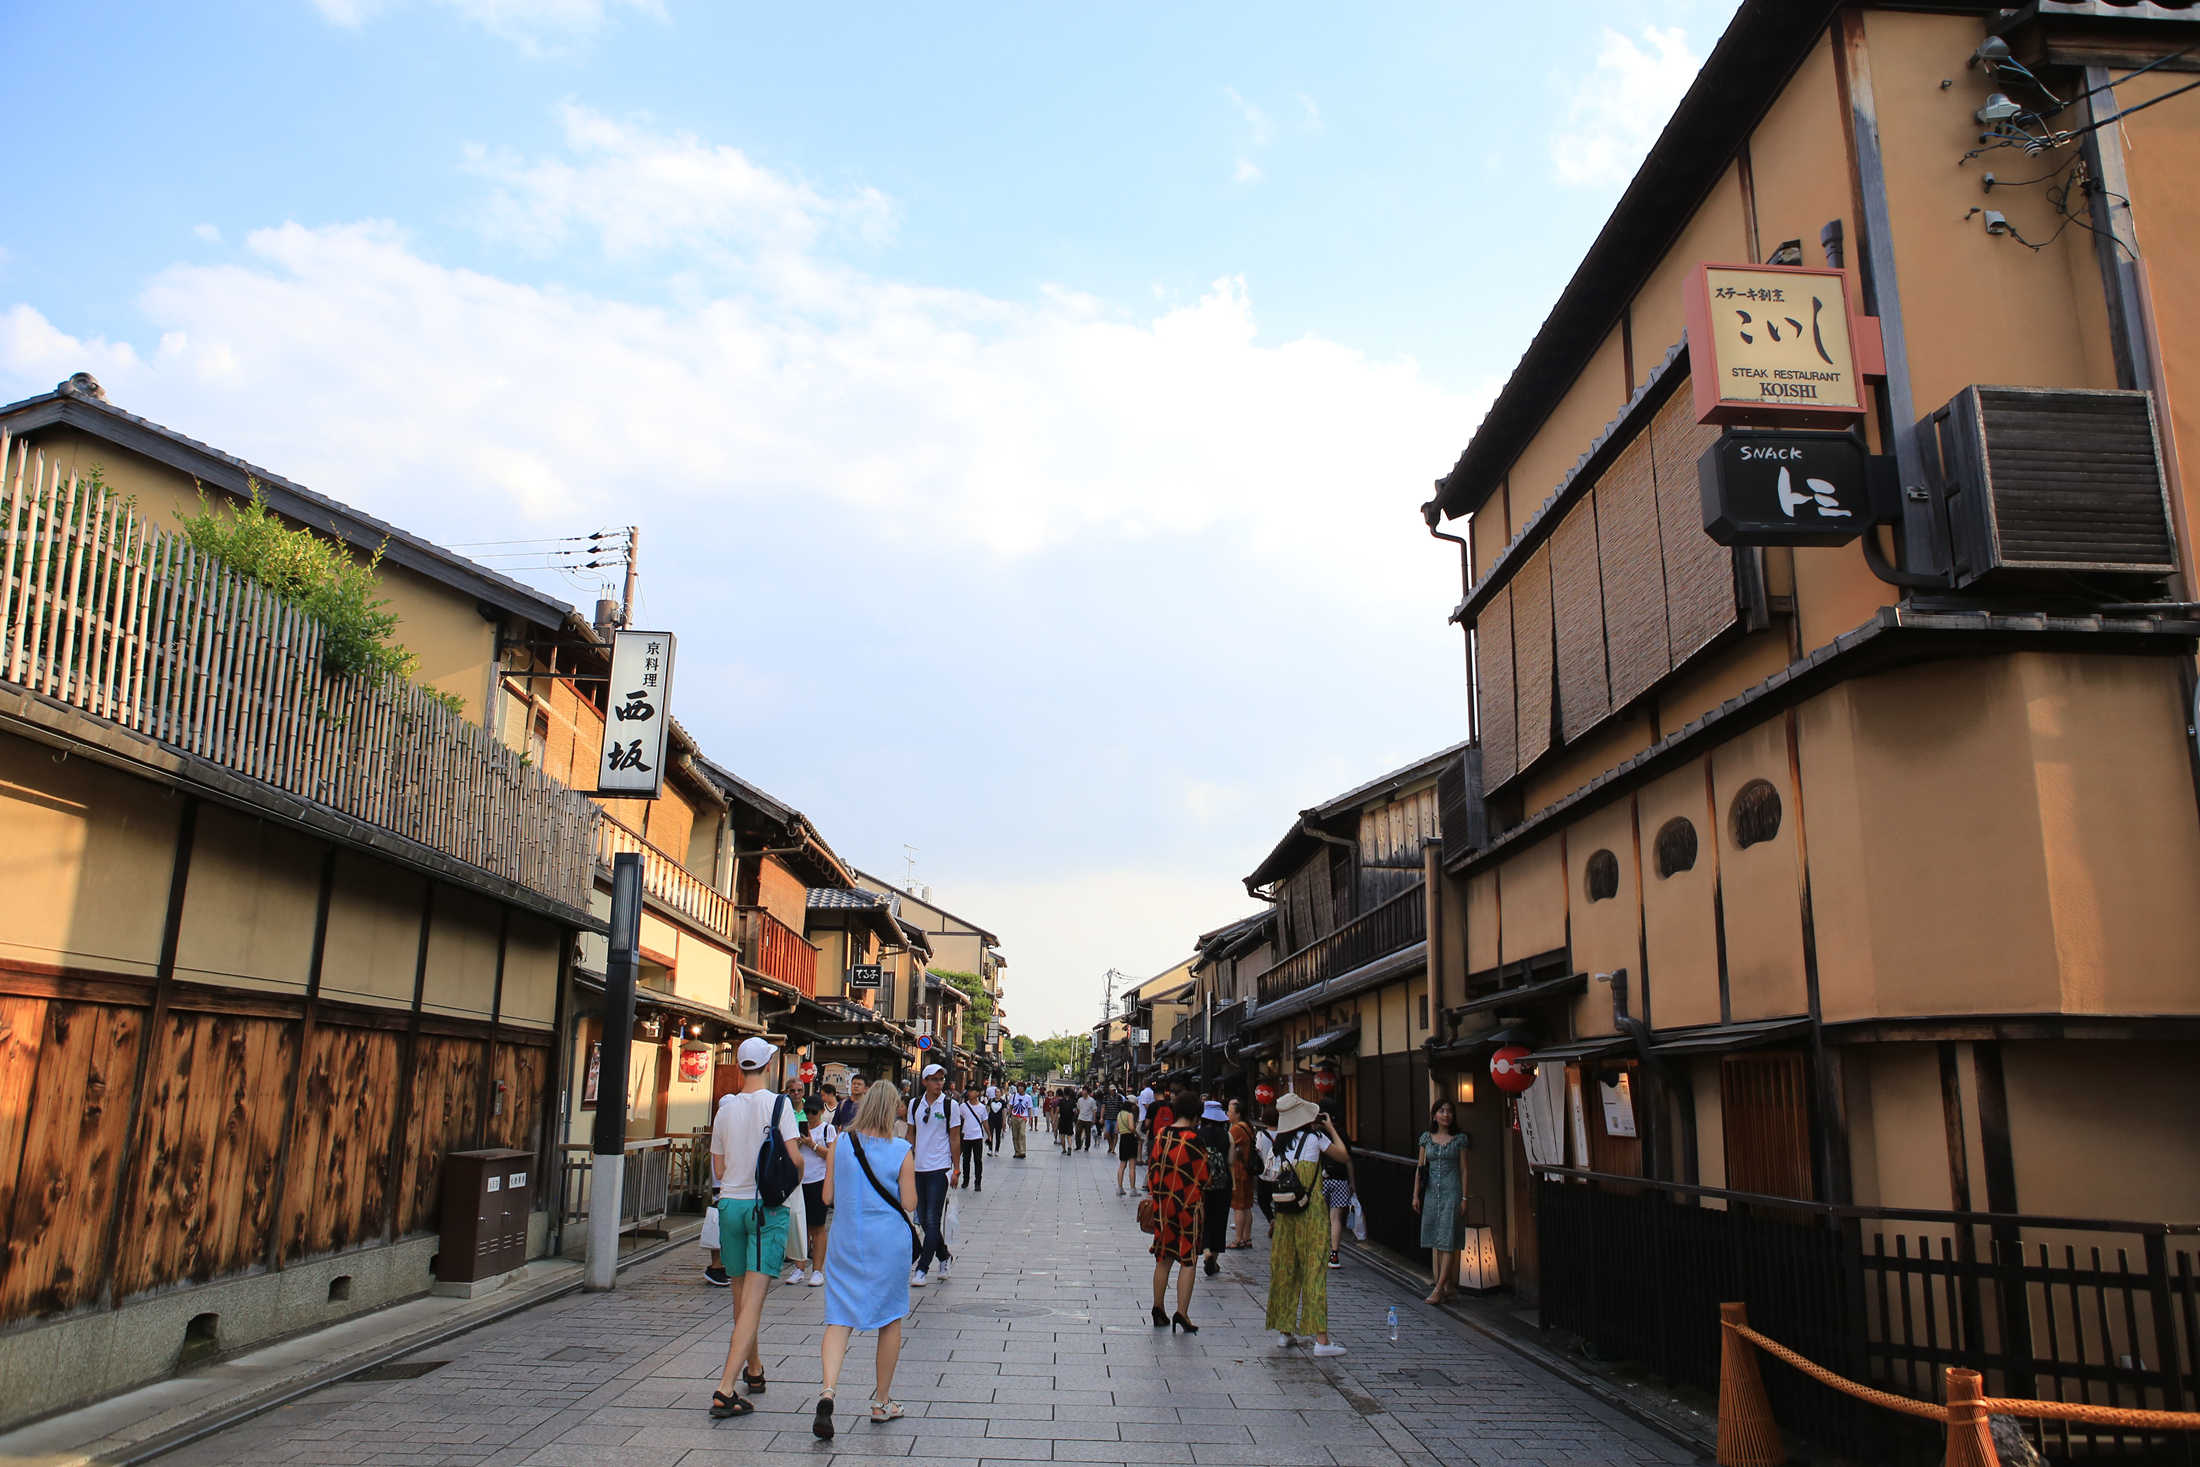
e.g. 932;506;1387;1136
1;0;1735;1039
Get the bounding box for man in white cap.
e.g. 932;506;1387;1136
904;1063;963;1286
707;1036;803;1418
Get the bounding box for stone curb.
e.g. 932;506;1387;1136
99;1226;701;1467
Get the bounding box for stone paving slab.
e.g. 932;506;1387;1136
153;1125;1704;1467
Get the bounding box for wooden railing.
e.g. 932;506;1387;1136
1257;880;1426;1006
0;431;598;910
596;813;738;944
737;905;819;996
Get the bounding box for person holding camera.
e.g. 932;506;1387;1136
1261;1091;1349;1356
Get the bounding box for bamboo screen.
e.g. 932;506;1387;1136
1512;543;1555;773
1596;436;1671;711
1650;388;1737;667
0;429;600;912
1549;496;1610;743
1477;584;1517;789
1471;376;1741;794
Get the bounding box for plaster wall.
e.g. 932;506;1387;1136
0;730;176;980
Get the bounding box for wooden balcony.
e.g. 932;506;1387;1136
1256;881;1426;1007
596;814;738;946
0;432;599;911
737;906;819;997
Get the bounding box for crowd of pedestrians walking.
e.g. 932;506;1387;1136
689;1040;1452;1433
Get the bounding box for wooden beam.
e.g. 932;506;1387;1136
381;880;436;1244
265;842;337;1269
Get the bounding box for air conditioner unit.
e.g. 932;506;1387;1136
1924;386;2177;593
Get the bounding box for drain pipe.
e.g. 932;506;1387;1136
1602;969;1698;1186
1426;500;1480;742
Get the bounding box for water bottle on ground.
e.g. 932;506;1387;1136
1387;1305;1399;1345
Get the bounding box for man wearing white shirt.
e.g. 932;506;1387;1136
904;1064;963;1286
958;1083;987;1190
707;1037;804;1418
1007;1084;1033;1159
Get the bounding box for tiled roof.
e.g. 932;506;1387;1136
808;887;890;910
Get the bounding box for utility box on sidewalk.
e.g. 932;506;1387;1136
435;1148;534;1295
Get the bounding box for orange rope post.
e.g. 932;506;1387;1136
1944;1368;2001;1467
1718;1303;1788;1467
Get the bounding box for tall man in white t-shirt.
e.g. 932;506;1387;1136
1007;1084;1033;1159
905;1063;963;1287
708;1037;804;1418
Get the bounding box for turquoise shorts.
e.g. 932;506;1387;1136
716;1197;790;1278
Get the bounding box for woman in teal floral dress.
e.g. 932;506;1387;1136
1412;1101;1472;1304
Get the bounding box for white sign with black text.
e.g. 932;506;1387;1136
597;631;676;798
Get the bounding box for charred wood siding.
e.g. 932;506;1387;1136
0;982;551;1325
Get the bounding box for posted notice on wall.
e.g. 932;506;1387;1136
596;630;676;799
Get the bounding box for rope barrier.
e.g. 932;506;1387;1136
1721;1317;2200;1430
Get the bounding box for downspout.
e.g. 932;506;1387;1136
1426;501;1480;743
1605;969;1698;1186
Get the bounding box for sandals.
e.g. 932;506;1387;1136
741;1368;767;1395
870;1398;905;1422
709;1390;754;1418
813;1391;835;1440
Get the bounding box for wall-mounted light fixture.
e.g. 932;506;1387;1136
1456;1073;1476;1106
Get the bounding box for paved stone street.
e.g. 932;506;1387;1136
163;1134;1700;1467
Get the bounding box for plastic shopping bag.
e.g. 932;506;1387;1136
701;1201;720;1251
943;1193;961;1250
1347;1196;1367;1242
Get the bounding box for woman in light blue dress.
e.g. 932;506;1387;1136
813;1081;917;1439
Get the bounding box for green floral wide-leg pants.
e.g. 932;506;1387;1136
1264;1201;1328;1336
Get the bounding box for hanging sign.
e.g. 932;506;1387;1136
1684;263;1878;428
848;964;882;990
1599;1071;1638;1138
1698;428;1890;546
596;630;677;798
798;1059;818;1085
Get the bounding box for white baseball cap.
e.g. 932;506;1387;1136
736;1036;778;1070
921;1063;946;1079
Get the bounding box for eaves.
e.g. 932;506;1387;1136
1450;340;1688;628
1429;0;1845;522
2;679;605;932
2;391;578;630
1444;607;2200;879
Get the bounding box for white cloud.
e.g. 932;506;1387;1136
1234;158;1263;184
1297;93;1323;130
309;0;662;53
193;223;222;244
467;104;895;265
1222;87;1274;146
1;114;1488;606
1550;25;1704;187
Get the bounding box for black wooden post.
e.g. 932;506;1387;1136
583;852;642;1291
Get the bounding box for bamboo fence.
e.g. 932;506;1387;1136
0;428;598;912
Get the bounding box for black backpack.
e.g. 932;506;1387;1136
755;1095;802;1208
1195;1117;1232;1186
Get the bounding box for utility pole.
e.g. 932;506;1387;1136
584;852;642;1291
620;526;639;630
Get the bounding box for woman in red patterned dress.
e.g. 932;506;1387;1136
1146;1086;1212;1333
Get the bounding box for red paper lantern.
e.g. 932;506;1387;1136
1313;1066;1338;1096
1489;1045;1538;1094
678;1048;710;1081
798;1060;817;1085
1253;1082;1276;1108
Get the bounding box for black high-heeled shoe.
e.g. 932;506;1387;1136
1172;1312;1199;1334
1150;1304;1169;1327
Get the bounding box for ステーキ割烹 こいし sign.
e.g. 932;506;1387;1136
1683;263;1882;428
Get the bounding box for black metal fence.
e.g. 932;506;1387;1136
1534;1169;2199;1464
